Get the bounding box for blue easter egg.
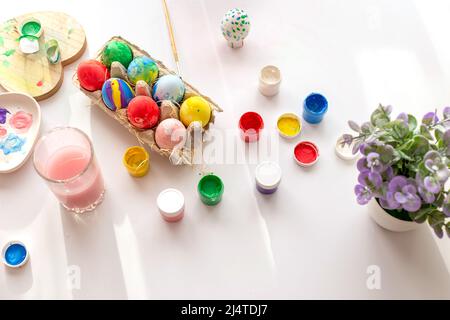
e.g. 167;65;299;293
127;56;159;85
152;74;185;104
101;78;135;111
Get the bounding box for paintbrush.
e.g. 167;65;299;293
161;0;181;76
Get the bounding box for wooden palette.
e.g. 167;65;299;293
0;11;86;101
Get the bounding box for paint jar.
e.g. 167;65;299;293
33;127;105;213
259;65;281;97
335;136;359;161
123;146;149;177
294;141;319;167
277;113;301;139
255;161;282;194
2;241;29;268
19;18;43;38
198;174;224;206
239;112;264;143
303;93;328;124
19;35;40;54
157;188;185;222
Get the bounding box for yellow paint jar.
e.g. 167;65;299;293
123;146;149;177
277;113;301;139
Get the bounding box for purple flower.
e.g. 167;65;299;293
357;153;385;173
423;176;441;194
443;106;450;120
416;173;436;204
422;111;439;126
354;171;383;205
355;185;372;205
385;176;422;212
358;170;383;189
0;108;9;124
424;151;449;183
382;166;394;180
397;112;408;124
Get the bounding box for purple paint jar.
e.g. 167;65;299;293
255;161;282;194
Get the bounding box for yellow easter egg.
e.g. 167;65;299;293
180;96;211;127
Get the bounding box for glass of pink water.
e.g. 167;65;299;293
33;127;105;213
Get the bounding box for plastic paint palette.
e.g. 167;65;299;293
0;93;42;173
294;141;319;167
157;188;185;222
2;241;29;268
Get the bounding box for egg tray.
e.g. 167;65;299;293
73;36;222;165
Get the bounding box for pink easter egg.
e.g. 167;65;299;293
155;118;187;150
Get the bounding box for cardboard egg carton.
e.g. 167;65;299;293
73;36;222;165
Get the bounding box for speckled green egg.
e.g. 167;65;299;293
101;41;134;68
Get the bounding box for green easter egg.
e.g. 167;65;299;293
101;40;133;68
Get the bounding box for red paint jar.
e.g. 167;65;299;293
239;112;264;143
294;141;319;167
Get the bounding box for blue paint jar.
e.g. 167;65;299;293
2;241;29;268
302;93;328;124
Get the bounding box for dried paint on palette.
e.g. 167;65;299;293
0;133;26;155
0;107;33;156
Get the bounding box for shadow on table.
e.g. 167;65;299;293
3;259;33;296
59;198;128;300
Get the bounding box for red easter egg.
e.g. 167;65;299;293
127;96;160;129
77;60;110;91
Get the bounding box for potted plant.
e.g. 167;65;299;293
341;105;450;238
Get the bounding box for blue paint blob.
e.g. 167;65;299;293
303;93;328;124
4;243;27;266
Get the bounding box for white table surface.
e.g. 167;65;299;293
1;0;450;299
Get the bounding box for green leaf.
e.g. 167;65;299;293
435;128;444;142
361;122;373;134
370;106;391;127
446;223;450;238
420;124;433;140
407;114;417;131
409;208;430;224
427;209;446;227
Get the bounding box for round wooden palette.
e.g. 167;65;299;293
0;11;86;101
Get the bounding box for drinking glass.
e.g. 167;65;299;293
33;127;105;213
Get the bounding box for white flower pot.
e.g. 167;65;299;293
368;199;421;232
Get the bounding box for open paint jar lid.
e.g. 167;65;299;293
255;161;282;190
19;35;40;54
19;18;43;38
335;136;359;161
157;188;185;222
277;113;301;139
2;241;29;268
294;141;319;167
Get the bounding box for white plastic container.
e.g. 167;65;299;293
258;65;281;97
157;188;185;222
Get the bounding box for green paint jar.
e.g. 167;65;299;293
19;18;42;38
198;174;224;206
